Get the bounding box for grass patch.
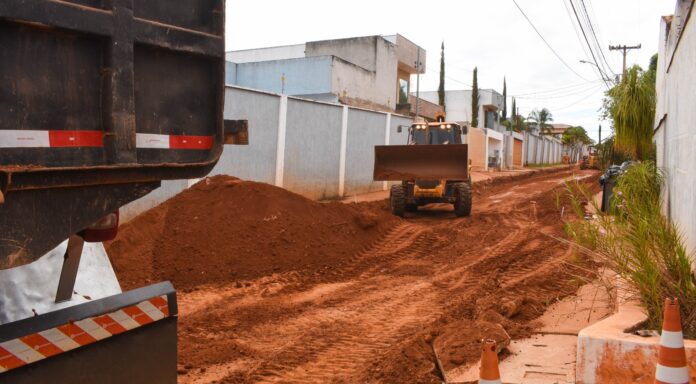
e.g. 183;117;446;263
526;162;565;169
564;161;696;337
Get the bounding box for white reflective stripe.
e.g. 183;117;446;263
0;130;50;148
137;300;164;321
655;364;689;383
136;133;170;149
38;328;80;352
109;310;140;330
479;379;502;384
0;339;44;364
660;330;685;349
74;318;111;340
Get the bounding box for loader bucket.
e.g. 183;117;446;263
373;144;469;181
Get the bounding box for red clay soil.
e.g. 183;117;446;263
110;169;600;384
107;176;397;292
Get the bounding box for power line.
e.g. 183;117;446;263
579;0;615;76
511;0;590;82
567;0;612;88
563;0;593;65
511;79;601;97
515;81;602;100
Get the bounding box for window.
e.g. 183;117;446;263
398;79;409;104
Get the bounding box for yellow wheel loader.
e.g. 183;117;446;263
373;116;472;217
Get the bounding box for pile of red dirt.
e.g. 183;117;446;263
107;176;398;291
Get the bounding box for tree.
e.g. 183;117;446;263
502;77;507;121
561;126;593;162
603;65;655;160
438;41;445;108
527;108;554;134
471;67;479;127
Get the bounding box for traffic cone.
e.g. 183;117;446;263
479;339;502;384
655;298;689;384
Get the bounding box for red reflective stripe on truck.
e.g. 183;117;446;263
47;130;103;147
0;295;169;374
169;135;213;150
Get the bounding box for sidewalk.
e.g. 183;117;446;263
341;165;574;203
447;280;614;383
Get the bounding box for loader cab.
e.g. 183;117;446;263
409;122;464;145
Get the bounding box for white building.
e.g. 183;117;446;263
418;89;505;132
226;34;425;112
654;1;696;258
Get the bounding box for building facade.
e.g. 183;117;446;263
417;89;505;132
226;34;425;112
654;1;696;259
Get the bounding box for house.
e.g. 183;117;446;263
416;89;517;171
417;89;505;132
226;34;426;113
654;0;696;260
543;123;572;139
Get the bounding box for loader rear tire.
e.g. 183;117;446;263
390;185;406;217
453;182;472;217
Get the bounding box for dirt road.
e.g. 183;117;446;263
112;168;599;383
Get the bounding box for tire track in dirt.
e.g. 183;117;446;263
176;168;599;383
239;222;447;382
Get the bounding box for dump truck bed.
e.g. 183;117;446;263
0;0;225;267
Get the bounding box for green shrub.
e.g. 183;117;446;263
564;162;696;337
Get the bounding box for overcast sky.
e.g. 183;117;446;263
226;0;676;142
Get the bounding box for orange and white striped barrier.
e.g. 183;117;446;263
0;295;170;373
479;339;502;384
655;298;689;384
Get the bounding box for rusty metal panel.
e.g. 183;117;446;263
0;0;225;188
0;0;225;267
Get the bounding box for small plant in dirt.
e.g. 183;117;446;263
564;161;696;338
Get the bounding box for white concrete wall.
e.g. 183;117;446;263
654;3;696;259
120;86;411;221
523;132;566;165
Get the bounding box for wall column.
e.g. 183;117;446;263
274;95;288;187
382;113;391;191
338;106;349;196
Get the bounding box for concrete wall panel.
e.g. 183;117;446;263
234;56;333;96
343;109;389;196
282;98;343;199
211;87;280;183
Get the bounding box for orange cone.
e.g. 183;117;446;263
655;298;689;384
479;339;502;384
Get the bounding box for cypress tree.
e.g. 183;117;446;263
511;97;517;131
438;41;445;108
502;77;507;121
471;67;479;127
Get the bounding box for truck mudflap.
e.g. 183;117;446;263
0;281;177;383
373;144;469;181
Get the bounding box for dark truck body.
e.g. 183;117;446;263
0;0;225;267
0;1;225;381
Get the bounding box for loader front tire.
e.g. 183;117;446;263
390;185;406;217
453;182;472;217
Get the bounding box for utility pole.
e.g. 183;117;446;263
415;48;421;119
598;124;602;145
609;44;642;74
